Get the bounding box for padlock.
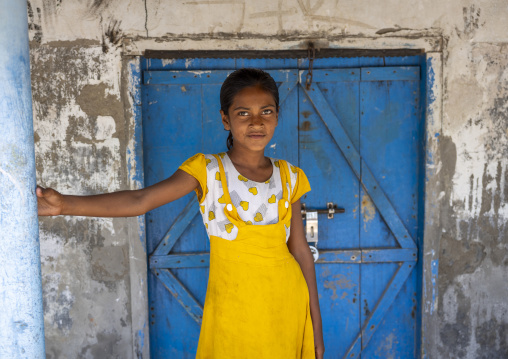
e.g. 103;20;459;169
309;245;319;262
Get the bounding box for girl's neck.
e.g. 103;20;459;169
227;147;270;170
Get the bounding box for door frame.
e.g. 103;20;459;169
122;38;443;359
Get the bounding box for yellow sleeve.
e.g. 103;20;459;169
291;167;311;203
178;153;207;203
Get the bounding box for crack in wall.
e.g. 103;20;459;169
144;0;149;37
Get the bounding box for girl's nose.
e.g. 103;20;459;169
250;114;263;126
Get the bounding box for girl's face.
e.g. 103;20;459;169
220;85;278;153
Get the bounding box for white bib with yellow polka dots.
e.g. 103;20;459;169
200;153;299;241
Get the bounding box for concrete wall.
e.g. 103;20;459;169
27;0;507;358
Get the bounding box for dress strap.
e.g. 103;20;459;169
212;154;233;204
278;160;293;201
212;154;246;227
276;160;292;225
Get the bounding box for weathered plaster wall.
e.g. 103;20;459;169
31;42;137;358
437;41;508;358
27;0;507;358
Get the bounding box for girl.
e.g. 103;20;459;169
37;68;325;359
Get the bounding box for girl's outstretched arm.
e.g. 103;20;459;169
287;199;325;359
37;169;199;218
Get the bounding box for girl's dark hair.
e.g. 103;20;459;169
220;68;279;150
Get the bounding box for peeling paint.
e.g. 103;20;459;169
161;58;175;67
323;274;357;301
361;193;376;228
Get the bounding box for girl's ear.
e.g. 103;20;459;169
220;110;231;130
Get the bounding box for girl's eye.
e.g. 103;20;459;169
262;109;273;115
238;111;249;116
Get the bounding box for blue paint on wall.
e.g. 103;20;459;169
0;0;45;358
126;59;147;251
424;57;437;172
137;329;145;350
127;59;144;189
425;58;436;107
430;259;439;314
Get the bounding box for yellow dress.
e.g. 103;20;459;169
181;154;315;359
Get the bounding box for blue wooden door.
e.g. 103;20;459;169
141;57;422;358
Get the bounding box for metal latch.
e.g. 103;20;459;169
301;202;345;220
301;203;345;262
305;211;319;244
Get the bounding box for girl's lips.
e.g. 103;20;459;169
247;133;265;138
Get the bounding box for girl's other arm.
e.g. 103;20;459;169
37;169;199;218
287;199;325;359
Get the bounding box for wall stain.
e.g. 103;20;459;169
463;5;482;35
78;331;122;359
27;1;43;43
88;0;116;17
439;285;471;358
42;276;75;333
76;83;123;122
91;245;128;290
475;318;508;358
103;19;123;53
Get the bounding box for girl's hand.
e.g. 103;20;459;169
315;340;325;359
36;186;64;216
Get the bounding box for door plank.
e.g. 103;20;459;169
360;66;420;82
361;248;417;263
316;250;361;263
144;70;232;85
144;69;300;85
300;68;360;83
152;268;204;324
315;248;418;263
343;262;415;358
152;196;200;256
151;253;210;268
